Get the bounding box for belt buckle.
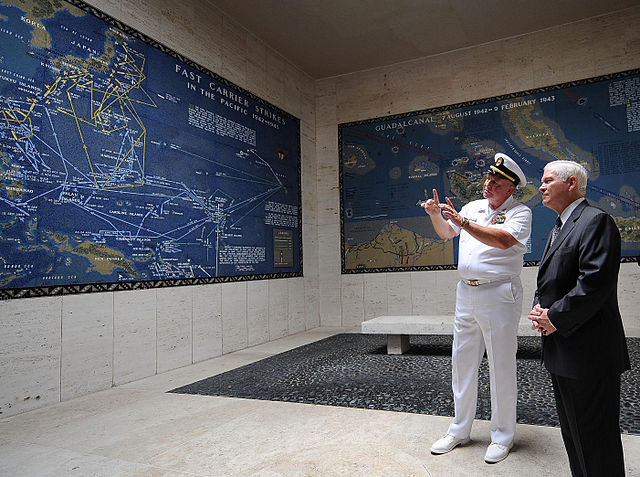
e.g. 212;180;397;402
468;280;480;286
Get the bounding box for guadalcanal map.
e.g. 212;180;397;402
340;70;640;272
0;0;301;293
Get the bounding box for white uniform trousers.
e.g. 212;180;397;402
446;277;522;446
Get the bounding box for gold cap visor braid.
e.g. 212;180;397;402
489;165;517;184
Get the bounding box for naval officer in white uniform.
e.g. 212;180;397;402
422;153;531;464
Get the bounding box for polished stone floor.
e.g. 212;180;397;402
1;328;639;477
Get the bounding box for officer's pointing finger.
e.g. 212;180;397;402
445;197;456;210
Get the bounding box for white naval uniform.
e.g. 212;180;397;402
446;195;531;446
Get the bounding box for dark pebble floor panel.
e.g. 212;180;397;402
170;334;640;435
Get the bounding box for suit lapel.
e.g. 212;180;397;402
539;200;589;268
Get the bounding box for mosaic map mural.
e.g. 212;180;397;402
340;69;640;272
0;0;301;297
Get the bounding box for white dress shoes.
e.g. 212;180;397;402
430;434;471;455
484;442;513;463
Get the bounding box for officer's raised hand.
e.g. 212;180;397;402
422;189;443;216
440;196;465;227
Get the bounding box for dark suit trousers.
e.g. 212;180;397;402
551;373;625;477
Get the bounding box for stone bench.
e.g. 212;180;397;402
361;315;537;354
360;315;453;354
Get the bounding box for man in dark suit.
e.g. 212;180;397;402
528;160;630;477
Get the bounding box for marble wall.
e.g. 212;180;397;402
336;264;640;335
0;0;318;418
0;278;310;417
2;2;640;419
315;6;640;333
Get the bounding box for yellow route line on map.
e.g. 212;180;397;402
1;40;158;190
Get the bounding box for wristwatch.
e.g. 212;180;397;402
459;217;470;229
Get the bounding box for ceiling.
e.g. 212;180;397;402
205;0;638;79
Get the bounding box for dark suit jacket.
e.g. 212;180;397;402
533;200;630;379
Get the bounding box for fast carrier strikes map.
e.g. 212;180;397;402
0;1;301;291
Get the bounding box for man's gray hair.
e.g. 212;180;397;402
544;160;588;195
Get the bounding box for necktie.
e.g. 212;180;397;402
549;217;562;247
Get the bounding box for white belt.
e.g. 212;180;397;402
461;276;515;287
